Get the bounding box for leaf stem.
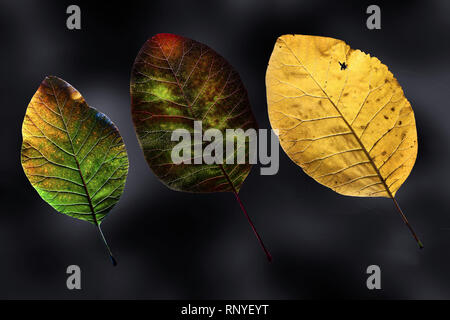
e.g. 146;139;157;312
232;190;273;262
97;224;117;266
392;197;423;249
218;165;271;261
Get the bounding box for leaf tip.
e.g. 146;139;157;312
152;33;183;44
42;75;65;88
43;75;57;81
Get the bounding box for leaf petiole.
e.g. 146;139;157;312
232;190;273;262
97;224;117;266
392;197;423;249
218;165;272;262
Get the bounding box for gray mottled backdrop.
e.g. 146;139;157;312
1;0;449;299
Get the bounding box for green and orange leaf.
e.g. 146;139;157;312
21;76;129;264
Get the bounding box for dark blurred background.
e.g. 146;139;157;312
1;0;449;299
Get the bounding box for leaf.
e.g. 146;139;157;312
266;34;422;247
131;33;271;261
21;76;129;265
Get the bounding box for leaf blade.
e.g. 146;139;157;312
130;33;257;193
21;76;129;225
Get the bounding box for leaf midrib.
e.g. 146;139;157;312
279;39;394;199
49;81;99;225
154;38;239;193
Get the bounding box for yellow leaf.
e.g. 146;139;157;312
266;35;421;247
